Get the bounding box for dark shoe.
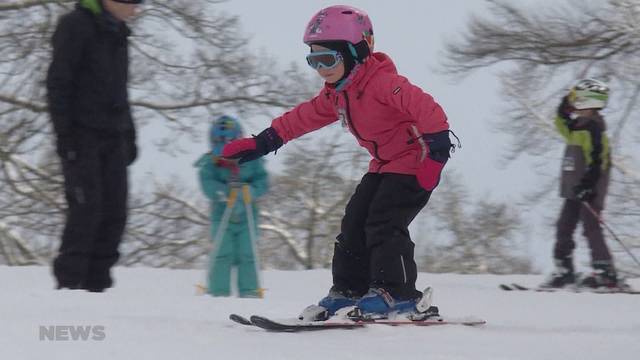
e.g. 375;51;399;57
56;283;82;290
580;261;618;288
83;287;107;293
82;270;113;292
541;257;575;288
57;285;105;293
239;289;264;298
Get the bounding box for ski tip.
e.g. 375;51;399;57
229;313;253;326
499;283;530;291
438;317;487;327
249;315;299;332
195;283;208;295
499;283;640;294
249;315;281;329
256;288;267;298
510;283;529;291
462;318;487;326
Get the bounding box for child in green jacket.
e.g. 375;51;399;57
543;79;618;289
195;116;269;297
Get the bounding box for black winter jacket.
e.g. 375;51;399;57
46;4;135;138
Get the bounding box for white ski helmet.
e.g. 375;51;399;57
569;79;609;110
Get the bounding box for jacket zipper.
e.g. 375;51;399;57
343;92;389;171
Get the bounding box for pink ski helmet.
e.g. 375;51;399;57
303;5;374;51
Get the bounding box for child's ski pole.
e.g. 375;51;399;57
242;184;265;298
582;201;640;268
207;186;239;291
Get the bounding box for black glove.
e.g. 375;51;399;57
222;127;283;163
574;184;596;202
124;130;137;166
557;96;575;124
423;130;453;163
56;133;77;162
414;130;456;191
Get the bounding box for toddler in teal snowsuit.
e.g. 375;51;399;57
196;116;269;297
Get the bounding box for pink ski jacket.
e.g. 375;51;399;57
272;52;449;174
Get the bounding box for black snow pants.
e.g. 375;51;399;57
331;173;431;300
53;128;129;290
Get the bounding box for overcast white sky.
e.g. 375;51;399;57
131;0;575;271
134;0;542;197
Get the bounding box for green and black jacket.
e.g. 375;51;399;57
555;113;611;208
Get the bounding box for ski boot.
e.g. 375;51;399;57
298;288;360;322
580;261;619;289
238;290;264;299
540;257;575;288
349;287;439;321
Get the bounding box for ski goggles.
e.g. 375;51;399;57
305;51;343;70
574;81;609;93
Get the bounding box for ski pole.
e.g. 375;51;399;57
208;187;239;284
211;166;242;255
242;184;264;298
582;201;640;268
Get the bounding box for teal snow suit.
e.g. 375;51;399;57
196;154;268;297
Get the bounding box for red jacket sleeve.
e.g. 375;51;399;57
373;73;449;134
271;89;338;143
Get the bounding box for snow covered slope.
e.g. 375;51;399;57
1;266;638;360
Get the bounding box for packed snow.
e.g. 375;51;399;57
1;266;638;360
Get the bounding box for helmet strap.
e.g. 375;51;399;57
347;43;358;59
352;41;371;63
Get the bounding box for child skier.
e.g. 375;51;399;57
542;79;619;289
196;115;269;297
222;6;455;318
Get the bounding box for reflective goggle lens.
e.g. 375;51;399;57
575;81;608;93
306;51;342;70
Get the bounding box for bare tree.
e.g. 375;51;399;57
418;172;532;274
121;180;210;268
259;128;369;269
0;0;317;265
441;0;640;271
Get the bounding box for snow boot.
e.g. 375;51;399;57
540;257;575;288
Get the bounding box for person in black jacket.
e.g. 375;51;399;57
46;0;143;292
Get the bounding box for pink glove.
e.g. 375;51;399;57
222;127;283;163
415;130;454;191
416;156;446;191
222;138;258;162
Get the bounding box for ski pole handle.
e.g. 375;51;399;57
227;187;239;208
242;184;252;204
581;201;602;223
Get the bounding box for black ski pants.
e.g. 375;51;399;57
53;129;129;290
331;173;431;300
